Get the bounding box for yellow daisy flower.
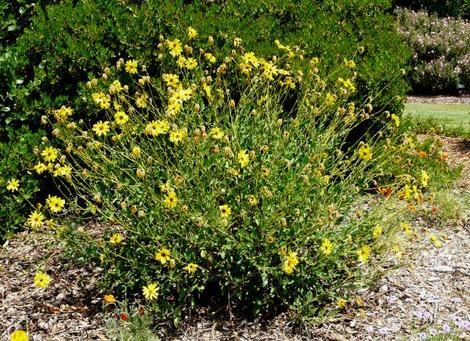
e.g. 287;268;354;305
142;282;159;300
34;272;51;288
163;191;178;208
184;263;199;274
41;147;59;162
10;330;29;341
125;59;138;74
237;150;250;168
357;245;372;263
320;239;333;255
219;204;231;218
26;211;45;229
6;179;20;192
114;111;129;125
46;195;66;213
155;248;172;264
92;121;111;136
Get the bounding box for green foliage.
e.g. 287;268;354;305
1;0;409;135
397;8;470;94
0;0;410;238
0;126;43;241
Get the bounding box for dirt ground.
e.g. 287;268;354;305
1;136;468;341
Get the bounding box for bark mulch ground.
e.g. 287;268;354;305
1;136;468;340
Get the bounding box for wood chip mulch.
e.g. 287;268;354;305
0;233;106;340
1;136;469;340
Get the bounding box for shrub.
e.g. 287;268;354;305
25;33;430;323
397;8;470;94
0;126;44;242
0;0;410;238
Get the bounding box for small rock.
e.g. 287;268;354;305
432;266;454;273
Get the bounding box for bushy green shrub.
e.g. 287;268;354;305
0;126;44;242
0;0;410;238
24;34;429;322
397;8;470;94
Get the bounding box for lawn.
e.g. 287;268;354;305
405;103;470;137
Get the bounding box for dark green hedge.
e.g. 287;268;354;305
393;0;470;18
0;0;410;237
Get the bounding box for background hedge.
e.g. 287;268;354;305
393;0;470;19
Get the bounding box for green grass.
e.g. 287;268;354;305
405;103;470;138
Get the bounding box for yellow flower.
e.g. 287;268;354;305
401;222;413;237
337;298;348;309
109;80;123;94
357;245;371;263
391;114;400;127
41;147;59;162
247;195;258;206
125;59;138;74
34;162;48;174
167;39;182;57
421;170;429;187
163;191;178;208
219;204;231;218
34;272;51;288
109;233;123;245
204;52;216;64
184;263;199;274
26;211;45;229
103;294;116;304
144;120;170;136
53;105;73;122
6;179;20;192
282;251;299;275
53;165;72;177
184;57;198;70
159;181;172;193
10;330;29;341
131;146;141;157
135;94;148;108
46;195;66;213
155;248;172;264
237;150;250;168
209;127;224;140
429;233;442;248
372;225;383;240
142;283;159;300
92;121;110;136
92;92;111;110
242;52;260;67
325;92;337;107
169;128;187;145
399;184;412;200
162;73;179;88
114;111;129;125
320;239;333;255
187;26;198;39
358;144;372;161
344;59;356;69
